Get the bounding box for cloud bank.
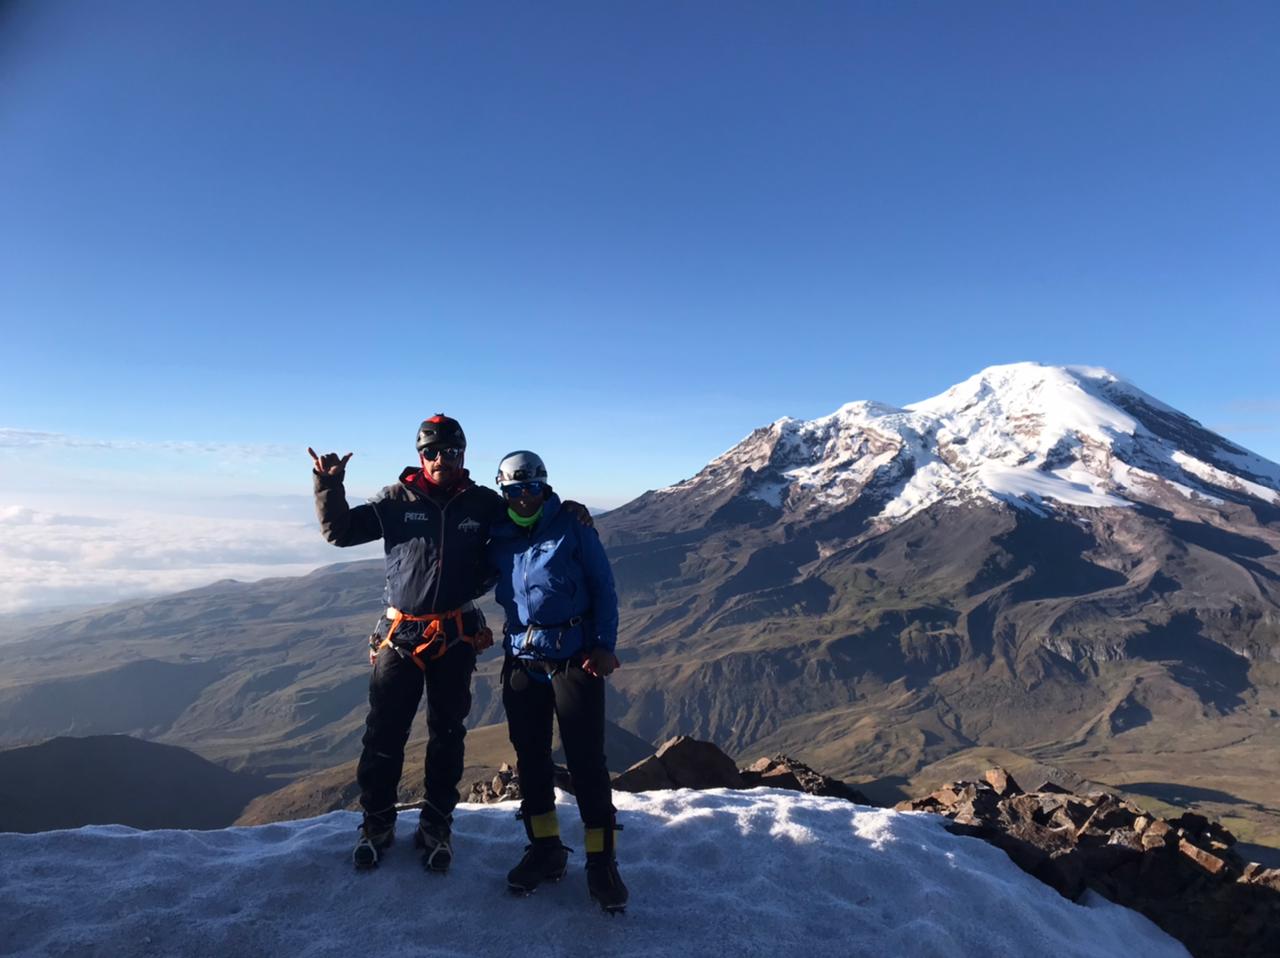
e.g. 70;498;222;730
0;428;294;459
0;505;379;614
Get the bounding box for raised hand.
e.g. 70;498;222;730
308;447;353;478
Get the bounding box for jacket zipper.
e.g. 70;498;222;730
522;549;529;631
427;486;468;611
522;522;532;630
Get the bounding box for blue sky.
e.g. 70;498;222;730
1;1;1277;608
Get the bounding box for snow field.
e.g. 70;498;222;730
0;788;1188;958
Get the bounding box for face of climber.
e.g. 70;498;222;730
503;480;548;518
420;444;465;486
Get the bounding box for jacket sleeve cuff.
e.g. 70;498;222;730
313;472;344;491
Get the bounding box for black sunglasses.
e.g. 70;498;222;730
502;481;546;498
422;447;464;462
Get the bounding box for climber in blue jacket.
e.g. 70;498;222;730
487;450;628;913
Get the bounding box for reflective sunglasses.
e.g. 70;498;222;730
422;446;464;462
502;481;545;498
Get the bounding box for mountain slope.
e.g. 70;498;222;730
0;735;271;831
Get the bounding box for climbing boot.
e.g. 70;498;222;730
507;809;570;894
584;824;628;913
352;813;395;870
414;816;453;873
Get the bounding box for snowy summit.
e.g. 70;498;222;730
660;363;1280;522
0;789;1186;958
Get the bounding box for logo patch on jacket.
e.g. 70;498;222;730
457;517;482;533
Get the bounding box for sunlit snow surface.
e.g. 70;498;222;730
659;363;1280;522
0;789;1187;958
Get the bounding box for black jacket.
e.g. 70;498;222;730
314;467;505;615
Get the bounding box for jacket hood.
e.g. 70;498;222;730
399;466;474;499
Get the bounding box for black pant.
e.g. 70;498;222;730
503;655;615;829
356;641;476;826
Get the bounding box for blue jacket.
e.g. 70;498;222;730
487;493;619;660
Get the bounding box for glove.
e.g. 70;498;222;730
583;648;619;678
470;626;495;654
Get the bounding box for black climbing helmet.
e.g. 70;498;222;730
495;450;548;486
416;414;466;453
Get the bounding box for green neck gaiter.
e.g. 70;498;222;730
508;506;543;528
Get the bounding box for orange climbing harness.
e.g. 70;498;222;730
373;605;493;670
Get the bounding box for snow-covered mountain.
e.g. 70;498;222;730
589;363;1280;824
652;363;1280;523
0;789;1187;958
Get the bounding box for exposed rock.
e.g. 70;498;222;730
656;737;746;789
1049;799;1094;831
1034;780;1074;794
611;754;678;792
467;763;521;804
929;785;965;806
1141;819;1175;851
612;736;743;792
896;767;1280;958
1241;865;1280;892
983;767;1023;797
464;762;573;804
613;741;874;805
952;786;1002;827
738;754;871;804
1179;838;1230;877
1172;811;1211;835
499;738;1279;958
1105;829;1144;853
1076;795;1139;838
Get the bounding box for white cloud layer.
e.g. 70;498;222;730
0;428;293;459
0;505;379;615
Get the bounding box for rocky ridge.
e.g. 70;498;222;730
464;736;869;806
505;735;1276;958
897;768;1279;958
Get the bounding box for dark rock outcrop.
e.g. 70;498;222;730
612;736;746;792
897;767;1280;958
466;763;522;804
609;738;872;805
739;754;871;804
465;762;574;804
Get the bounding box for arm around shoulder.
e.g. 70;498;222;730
577;523;619;652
